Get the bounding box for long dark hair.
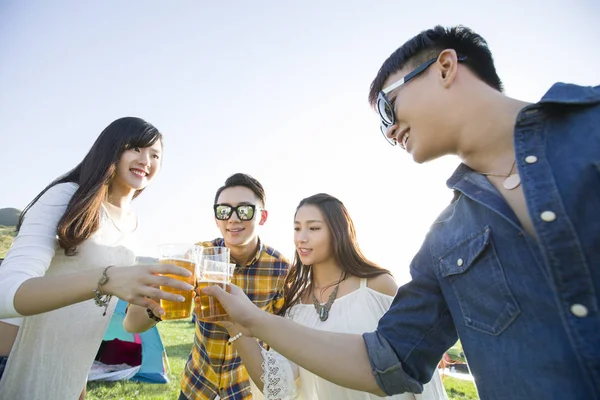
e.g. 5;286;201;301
18;117;162;255
277;193;391;316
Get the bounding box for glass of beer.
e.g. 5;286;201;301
195;247;235;323
158;243;202;320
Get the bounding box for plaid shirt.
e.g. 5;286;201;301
180;238;290;400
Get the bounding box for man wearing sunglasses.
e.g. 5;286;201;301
180;173;290;400
202;26;600;399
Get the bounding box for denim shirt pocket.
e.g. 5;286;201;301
436;227;521;336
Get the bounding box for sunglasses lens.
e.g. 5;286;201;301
378;97;394;124
215;205;233;220
237;205;255;221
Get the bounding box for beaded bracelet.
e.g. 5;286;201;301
228;332;243;345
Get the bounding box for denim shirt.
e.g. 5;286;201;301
363;83;600;400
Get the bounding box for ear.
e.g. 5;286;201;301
436;49;460;89
259;209;268;225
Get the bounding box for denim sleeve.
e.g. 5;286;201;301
362;236;458;396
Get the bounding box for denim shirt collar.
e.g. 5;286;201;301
445;164;523;232
538;82;600;105
445;84;600;187
444;82;600;231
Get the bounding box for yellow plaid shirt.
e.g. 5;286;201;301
180;238;290;400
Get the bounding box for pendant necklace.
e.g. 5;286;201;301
311;277;343;322
481;159;521;190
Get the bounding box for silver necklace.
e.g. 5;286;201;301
311;281;341;322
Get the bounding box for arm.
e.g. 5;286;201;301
233;335;268;391
232;329;300;400
204;236;456;396
0;183;98;316
123;304;157;333
363;241;458;395
204;284;384;396
0;183;194;318
215;319;290;393
253;314;382;395
0;320;19;356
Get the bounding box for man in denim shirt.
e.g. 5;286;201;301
204;25;599;399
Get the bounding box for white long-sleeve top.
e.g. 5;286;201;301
0;183;78;317
0;182;138;399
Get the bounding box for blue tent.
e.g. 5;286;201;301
96;300;169;384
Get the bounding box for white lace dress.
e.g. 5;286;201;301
251;279;448;400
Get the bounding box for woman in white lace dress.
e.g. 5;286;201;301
0;117;193;399
218;194;448;400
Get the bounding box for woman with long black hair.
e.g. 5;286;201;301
0;117;192;399
217;193;447;400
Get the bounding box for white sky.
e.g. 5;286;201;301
1;0;598;283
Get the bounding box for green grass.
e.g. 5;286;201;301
2;227;477;399
0;225;16;258
447;340;466;363
86;319;478;399
444;376;479;399
86;319;196;400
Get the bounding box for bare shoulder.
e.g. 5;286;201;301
367;274;398;297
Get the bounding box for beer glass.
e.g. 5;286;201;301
158;243;202;320
195;247;234;322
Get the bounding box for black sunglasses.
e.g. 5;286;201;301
377;55;467;145
214;204;259;221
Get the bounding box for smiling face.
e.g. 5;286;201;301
215;186;267;248
111;140;162;194
380;51;464;163
294;204;333;266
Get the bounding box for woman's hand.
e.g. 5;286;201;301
103;263;194;317
193;288;253;336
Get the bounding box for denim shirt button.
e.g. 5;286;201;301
525;155;538;163
570;304;589;318
457;258;464;266
541;211;557;222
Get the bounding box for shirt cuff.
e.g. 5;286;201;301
0;275;29;318
362;331;423;396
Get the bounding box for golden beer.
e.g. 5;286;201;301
159;258;196;320
195;271;230;322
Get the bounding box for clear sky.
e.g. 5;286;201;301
1;0;598;283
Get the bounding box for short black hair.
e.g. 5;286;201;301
368;25;503;106
214;173;266;205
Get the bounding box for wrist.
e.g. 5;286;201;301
228;332;243;345
98;266;117;296
249;310;274;339
92;266;115;316
146;308;162;323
